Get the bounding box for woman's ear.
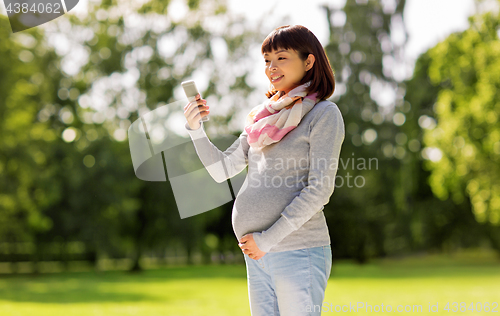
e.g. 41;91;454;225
305;54;315;71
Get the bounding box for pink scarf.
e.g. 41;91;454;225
244;82;319;149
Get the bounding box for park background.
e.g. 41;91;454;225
0;0;500;315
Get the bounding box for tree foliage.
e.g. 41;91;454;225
422;11;500;226
0;16;59;242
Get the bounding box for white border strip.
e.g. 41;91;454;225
60;0;68;14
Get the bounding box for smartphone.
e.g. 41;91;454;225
181;80;209;122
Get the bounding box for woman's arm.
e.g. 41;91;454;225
252;104;345;253
185;122;249;183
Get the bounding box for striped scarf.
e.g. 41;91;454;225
244;82;319;149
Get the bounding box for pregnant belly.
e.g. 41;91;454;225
231;183;300;239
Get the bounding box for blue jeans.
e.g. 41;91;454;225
243;245;332;316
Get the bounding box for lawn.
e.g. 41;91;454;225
0;250;499;316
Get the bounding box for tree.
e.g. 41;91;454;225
322;0;411;262
419;10;500;253
0;16;59;266
44;0;264;270
1;0;269;272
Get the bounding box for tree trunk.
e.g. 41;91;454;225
129;208;147;273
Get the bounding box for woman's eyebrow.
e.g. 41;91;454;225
263;49;288;56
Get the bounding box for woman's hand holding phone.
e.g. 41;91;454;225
183;94;210;130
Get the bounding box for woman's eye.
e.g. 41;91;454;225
264;60;270;63
278;57;285;60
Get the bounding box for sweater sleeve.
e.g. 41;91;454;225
252;105;345;252
185;122;249;183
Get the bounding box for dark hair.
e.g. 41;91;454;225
261;25;335;100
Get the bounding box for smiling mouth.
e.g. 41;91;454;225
271;75;284;82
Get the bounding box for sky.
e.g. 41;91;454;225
404;0;476;59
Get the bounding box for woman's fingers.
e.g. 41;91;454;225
187;105;209;122
241;246;261;260
183;94;209;130
184;98;206;112
187;99;208;114
184;99;209;123
184;93;205;109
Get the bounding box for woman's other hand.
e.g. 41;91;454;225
183;94;209;130
238;233;267;260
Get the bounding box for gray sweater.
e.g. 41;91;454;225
185;100;345;253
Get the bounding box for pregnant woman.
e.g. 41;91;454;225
183;25;345;316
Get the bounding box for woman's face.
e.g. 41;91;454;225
263;48;313;95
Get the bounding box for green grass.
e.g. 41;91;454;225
0;250;499;316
